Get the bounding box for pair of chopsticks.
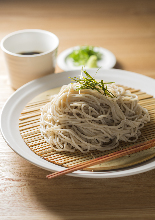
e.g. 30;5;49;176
46;139;155;179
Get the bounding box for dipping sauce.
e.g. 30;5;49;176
18;51;43;55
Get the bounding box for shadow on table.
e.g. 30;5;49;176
113;61;124;70
24;162;155;220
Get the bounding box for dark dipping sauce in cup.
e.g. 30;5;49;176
19;51;43;55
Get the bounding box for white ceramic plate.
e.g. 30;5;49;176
57;46;116;71
1;69;155;178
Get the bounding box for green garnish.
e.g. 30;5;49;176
68;46;102;67
69;69;115;98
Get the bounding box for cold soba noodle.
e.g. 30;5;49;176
40;73;150;153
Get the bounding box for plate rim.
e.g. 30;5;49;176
1;69;155;178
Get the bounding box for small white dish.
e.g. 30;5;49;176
57;46;116;71
1;69;155;178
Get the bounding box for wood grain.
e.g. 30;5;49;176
0;0;155;219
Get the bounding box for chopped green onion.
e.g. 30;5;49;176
68;46;102;67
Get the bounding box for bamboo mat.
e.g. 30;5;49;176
19;86;155;171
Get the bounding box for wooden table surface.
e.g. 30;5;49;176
0;0;155;219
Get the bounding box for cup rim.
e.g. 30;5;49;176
0;29;59;57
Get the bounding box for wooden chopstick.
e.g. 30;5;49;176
46;139;155;179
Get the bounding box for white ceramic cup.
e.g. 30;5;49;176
1;29;59;90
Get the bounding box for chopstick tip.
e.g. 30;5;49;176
46;174;52;179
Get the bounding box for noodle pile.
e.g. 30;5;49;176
40;83;150;153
